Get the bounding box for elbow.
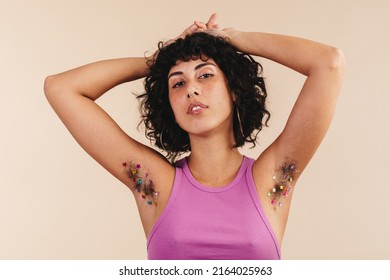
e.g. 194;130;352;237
44;75;57;100
308;47;346;76
44;74;66;103
310;47;345;77
326;47;346;72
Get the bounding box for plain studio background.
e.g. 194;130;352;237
1;0;389;259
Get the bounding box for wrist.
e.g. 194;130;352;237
223;29;247;51
224;28;240;40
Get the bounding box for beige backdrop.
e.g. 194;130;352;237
1;0;389;259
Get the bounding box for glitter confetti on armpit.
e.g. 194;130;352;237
122;161;159;206
267;159;299;209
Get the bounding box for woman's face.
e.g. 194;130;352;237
167;58;235;138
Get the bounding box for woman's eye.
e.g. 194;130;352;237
172;81;184;88
199;73;213;79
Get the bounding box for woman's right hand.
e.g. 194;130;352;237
163;13;219;47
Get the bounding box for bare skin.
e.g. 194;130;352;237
44;13;345;247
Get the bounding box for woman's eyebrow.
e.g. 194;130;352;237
168;62;216;80
167;71;183;80
194;62;216;70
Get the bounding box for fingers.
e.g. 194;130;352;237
206;13;217;29
165;13;220;48
163;24;197;47
184;24;198;36
194;20;207;30
178;24;198;39
194;12;219;31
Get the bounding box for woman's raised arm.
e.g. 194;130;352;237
224;30;345;175
44;57;175;205
44;57;148;101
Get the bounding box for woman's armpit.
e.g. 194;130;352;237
266;158;300;210
122;161;160;207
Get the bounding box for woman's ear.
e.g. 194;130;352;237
231;92;237;102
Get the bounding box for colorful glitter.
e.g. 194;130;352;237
123;161;158;206
268;158;299;210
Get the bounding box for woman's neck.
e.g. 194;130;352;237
187;133;243;187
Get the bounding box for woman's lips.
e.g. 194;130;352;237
187;102;209;114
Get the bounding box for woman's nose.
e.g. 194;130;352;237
186;80;200;99
187;91;199;99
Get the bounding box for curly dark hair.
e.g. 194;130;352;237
137;32;270;163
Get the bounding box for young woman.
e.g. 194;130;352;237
44;14;345;259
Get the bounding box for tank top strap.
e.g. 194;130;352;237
146;162;183;247
244;157;282;258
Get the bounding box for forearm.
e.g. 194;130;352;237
45;57;149;101
225;30;344;76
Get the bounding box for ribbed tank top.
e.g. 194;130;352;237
147;156;281;260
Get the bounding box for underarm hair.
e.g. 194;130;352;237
122;161;159;206
267;158;299;209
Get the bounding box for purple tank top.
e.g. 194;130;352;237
147;156;281;260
